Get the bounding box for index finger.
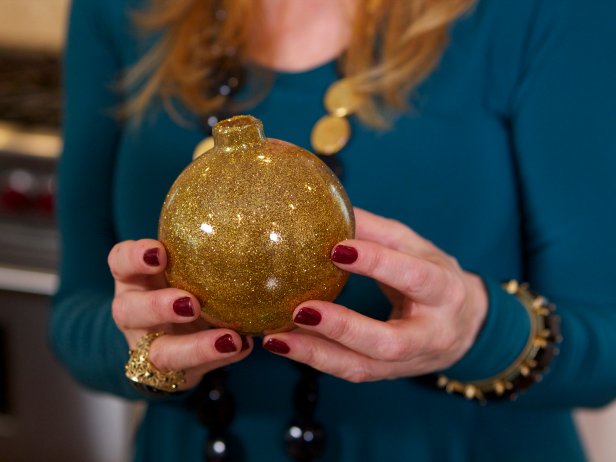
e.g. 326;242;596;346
353;207;436;255
270;301;432;363
332;239;447;305
108;239;167;283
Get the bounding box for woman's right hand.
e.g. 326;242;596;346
108;239;252;390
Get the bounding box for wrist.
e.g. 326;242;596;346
437;280;562;402
453;272;489;364
437;275;531;381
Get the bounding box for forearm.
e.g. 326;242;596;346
50;288;143;399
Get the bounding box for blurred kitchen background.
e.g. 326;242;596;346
0;1;134;461
0;1;614;461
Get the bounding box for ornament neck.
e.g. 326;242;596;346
212;115;266;152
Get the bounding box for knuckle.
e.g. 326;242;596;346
148;341;169;371
402;263;431;295
386;217;403;228
435;329;457;353
111;295;127;327
388;219;413;249
108;241;135;279
364;248;385;277
108;244;123;278
388;218;407;236
425;239;439;251
345;364;373;383
447;276;467;308
145;292;166;323
375;335;408;362
447;255;461;269
299;343;332;378
301;343;319;368
327;315;354;344
107;243;119;264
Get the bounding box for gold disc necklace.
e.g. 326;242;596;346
192;77;362;160
310;78;362;156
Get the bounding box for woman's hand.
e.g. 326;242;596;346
108;239;252;390
262;208;488;382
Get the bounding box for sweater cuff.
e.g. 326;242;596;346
441;276;531;381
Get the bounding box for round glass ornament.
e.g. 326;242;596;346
159;115;354;335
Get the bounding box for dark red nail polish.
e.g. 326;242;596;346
263;338;290;355
294;307;322;326
215;334;237;353
173;297;194;317
144;248;160;266
332;245;358;264
240;335;250;351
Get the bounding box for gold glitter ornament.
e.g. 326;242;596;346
159;115;355;335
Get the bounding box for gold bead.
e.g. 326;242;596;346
532;296;547;309
193;136;215;160
311;115;351;156
494;381;505;395
464;385;477;399
324;79;362;117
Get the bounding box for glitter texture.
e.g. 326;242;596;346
159;115;354;335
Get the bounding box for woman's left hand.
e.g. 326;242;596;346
262;207;488;382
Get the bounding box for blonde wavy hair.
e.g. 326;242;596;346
124;0;475;127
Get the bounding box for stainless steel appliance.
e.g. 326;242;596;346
0;49;133;462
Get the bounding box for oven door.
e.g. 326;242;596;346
0;285;135;462
0;134;135;462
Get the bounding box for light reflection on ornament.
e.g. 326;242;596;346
200;223;214;235
265;276;279;291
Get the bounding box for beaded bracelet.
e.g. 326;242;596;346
435;280;562;403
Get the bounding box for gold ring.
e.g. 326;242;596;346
124;331;186;393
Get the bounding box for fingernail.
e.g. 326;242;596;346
332;245;358;264
263;338;290;355
143;248;160;266
294;307;321;326
240;335;250;351
215;334;237;353
173;297;194;317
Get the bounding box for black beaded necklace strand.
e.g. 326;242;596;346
188;362;326;462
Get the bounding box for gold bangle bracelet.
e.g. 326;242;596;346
436;280;562;403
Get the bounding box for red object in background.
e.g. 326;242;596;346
36;191;54;215
0;169;55;215
1;187;31;211
36;175;55;215
1;169;35;212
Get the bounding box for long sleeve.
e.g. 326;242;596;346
445;0;616;409
50;0;141;399
510;0;616;408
